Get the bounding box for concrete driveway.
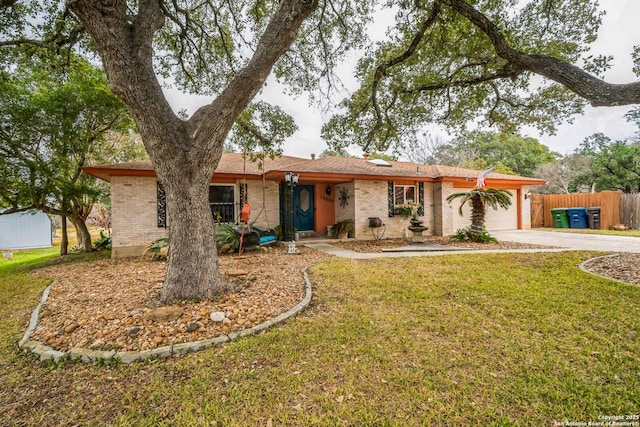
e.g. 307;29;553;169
492;230;640;253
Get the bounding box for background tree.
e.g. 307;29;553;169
575;133;640;193
458;158;514;175
403;130;557;176
401;132;449;165
532;154;592;194
447;132;558;177
0;55;141;253
319;148;355;158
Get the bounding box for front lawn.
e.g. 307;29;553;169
1;251;638;426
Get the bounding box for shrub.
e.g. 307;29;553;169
451;227;497;243
274;224;283;241
93;230;112;250
215;223;240;252
332;218;355;238
141;237;169;260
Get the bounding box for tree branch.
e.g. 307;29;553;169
366;0;442;146
404;66;515;93
445;0;640;107
237;118;272;146
191;0;318;145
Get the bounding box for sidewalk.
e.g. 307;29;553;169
302;242;569;259
303;229;640;258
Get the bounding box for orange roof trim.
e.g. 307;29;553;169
82;153;546;186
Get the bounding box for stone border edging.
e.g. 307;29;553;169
578;253;632;285
19;267;314;364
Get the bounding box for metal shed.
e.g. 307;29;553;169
0;211;53;250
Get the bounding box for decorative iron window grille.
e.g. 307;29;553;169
157;182;167;228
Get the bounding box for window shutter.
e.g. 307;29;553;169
388;181;395;217
418;182;425;216
157;182;167;228
239;183;248;211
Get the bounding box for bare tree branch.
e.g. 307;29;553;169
445;0;640;107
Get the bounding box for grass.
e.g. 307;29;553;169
1;250;639;426
539;227;640;237
0;246;60;352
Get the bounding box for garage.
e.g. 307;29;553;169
451;190;518;232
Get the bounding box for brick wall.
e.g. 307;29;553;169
352;180;386;239
433;182;455;236
111;176;168;257
335;182;356;224
111;177;282;258
352;180;438;240
245;179;280;229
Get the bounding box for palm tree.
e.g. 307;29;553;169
446;188;513;241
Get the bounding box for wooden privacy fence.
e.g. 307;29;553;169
621;193;640;229
530;191;621;230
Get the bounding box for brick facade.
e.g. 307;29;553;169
111;177;281;258
109;169;534;257
245;179;280;229
350;180;436;240
111;176;168;258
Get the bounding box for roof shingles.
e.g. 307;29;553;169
82;153;545;184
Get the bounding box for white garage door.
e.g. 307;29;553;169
451;190;517;232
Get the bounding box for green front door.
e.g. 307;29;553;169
293;185;314;231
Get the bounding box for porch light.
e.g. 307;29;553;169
284;171;299;185
283;171;300;242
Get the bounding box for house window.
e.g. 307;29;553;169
394;184;416;205
209;185;236;223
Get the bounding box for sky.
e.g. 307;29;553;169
164;0;640;160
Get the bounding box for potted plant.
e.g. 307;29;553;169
395;201;421;220
332;218;354;239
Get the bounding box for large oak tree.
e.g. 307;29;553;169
59;0;367;302
3;0;640;302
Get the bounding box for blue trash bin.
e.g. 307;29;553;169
567;207;588;229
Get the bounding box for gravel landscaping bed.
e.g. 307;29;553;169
27;239;637;355
581;253;640;285
30;247;329;353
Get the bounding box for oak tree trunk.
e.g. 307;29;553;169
68;215;94;252
69;0;317;302
159;154;228;301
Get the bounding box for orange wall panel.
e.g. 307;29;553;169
314;183;335;233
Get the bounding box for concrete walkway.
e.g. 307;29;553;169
302;242;568;259
303;230;640;259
